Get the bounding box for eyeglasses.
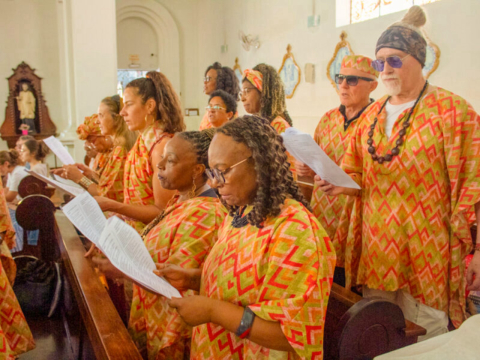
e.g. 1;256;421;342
335;74;374;86
205;105;226;112
206;156;251;185
238;87;256;98
372;54;410;72
204;76;216;83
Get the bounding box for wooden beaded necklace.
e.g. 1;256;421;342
367;81;428;164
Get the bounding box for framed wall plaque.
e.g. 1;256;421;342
327;31;354;93
278;44;301;99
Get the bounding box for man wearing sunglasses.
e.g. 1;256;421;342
297;54;378;287
315;5;480;340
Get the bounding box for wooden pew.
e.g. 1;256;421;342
16;195;142;359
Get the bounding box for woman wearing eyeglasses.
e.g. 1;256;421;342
199;62;240;130
157;116;335;359
240;64;298;179
93;129;226;359
205;90;237;128
297;55;378;288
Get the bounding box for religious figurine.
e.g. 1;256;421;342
15;82;37;134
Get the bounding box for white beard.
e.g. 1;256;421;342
382;76;402;96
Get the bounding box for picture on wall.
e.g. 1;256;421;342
278;44;301;99
233;57;243;85
327;31;354;93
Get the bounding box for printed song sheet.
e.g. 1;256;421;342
25;170;85;197
282;127;360;189
43;136;76;165
62;193;181;298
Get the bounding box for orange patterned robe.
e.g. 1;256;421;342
342;87;480;327
192;199;336;360
198;112;213;131
0;183;35;358
123;123;173;233
90;151;109;173
271;116;297;179
311;105;370;268
97;145;128;203
129;195;226;359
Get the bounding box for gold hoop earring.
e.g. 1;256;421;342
188;178;196;198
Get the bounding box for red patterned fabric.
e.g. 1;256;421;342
123;123;173;233
191;199;336;359
129;196;226;359
342;87;480;327
311;108;361;268
97;145;127;202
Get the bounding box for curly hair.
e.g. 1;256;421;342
216;115;308;227
205;62;240;99
252;63;293;126
177;128;216;180
209;90;237;115
126;71;186;134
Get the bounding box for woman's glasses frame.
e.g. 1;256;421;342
206;156;251;185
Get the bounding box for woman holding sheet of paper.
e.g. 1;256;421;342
157;116;335;360
53;95;136;203
94;129;226;359
93;72;186;233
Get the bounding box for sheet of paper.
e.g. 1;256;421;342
25;169;85;197
61;192;106;247
52;174;84;191
282;127;360;189
43;136;76;165
99;216;182;299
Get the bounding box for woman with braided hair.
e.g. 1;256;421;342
94;129;226;359
157;115;335;359
241;64;297;178
53;95;137;203
95;72;186;233
199;62;240;130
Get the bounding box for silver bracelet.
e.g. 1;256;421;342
235;307;255;339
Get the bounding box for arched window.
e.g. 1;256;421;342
336;0;441;26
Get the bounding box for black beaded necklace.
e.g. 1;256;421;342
367;81;428;164
232;206;249;228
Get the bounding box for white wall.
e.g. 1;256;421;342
0;0;63;151
197;0;480;135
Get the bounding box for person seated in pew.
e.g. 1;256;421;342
241;65;297;179
296;55;378;287
157;116;336;359
93;128;226;359
206;89;237;128
95;72;185;233
0;150;26;203
53;95;136;203
315;5;480;339
20;139;50;176
0;181;35;357
199;62;240;130
14;135;35;169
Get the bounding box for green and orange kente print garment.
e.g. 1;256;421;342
342;87;480;328
129;196;226;360
123;122;173;233
311;107;361;268
97;145;128;203
191;198;336;360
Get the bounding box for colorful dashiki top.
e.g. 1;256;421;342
0;182;16;284
310;104;370;268
123;123;173;233
341;87;480;327
199;112;213;131
270;116;297;180
129;195;226;360
191;198;336;360
97;145;128;203
90;151;109;174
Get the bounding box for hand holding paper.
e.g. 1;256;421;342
281;128;360;190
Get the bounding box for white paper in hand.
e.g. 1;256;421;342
99;217;182;299
282;127;360;189
25;169;85;197
43;136;76;165
62;192;107;247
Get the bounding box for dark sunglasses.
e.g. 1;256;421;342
371;54;410;72
335;74;374;86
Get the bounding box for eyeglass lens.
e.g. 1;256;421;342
372;56;405;72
